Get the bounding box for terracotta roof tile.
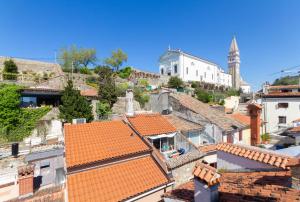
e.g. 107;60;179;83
263;92;300;97
163;114;203;132
217;143;291;169
64;121;150;168
227;113;251;126
127;113;177;136
269;85;300;89
67;156;169;202
198;144;217;153
170;93;246;132
80;89;98;97
219;170;300;202
289;126;300;133
193;162;220;186
163;181;194;202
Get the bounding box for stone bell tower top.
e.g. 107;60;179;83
228;36;241;90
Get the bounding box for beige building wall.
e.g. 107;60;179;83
135;186;173;202
241;128;251;145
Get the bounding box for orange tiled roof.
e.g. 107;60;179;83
80;89;98;97
193;162;220;186
293;118;300;122
64;121;150;168
227;113;250;126
163;114;203;132
163;181;194;202
219;170;300;202
263;92;300;97
127;113;177;136
269;85;300;89
217;143;291;169
289;126;300;133
67;156;169;202
198;144;217;153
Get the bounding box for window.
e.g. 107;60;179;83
161;69;164;75
227;134;233;143
196;70;198;76
174;64;177;74
200;76;203;81
207;66;210;70
278;116;286;124
191;62;194;66
212;74;214;80
278;103;288;108
204;72;206;78
186;67;188;74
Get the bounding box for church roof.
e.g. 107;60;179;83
229;36;239;52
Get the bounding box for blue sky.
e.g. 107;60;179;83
0;0;300;90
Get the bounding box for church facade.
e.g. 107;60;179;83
158;37;251;92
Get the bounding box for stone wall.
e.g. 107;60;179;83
171;160;200;187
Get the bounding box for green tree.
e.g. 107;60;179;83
168;76;184;89
59;80;93;123
59;45;97;72
118;66;132;79
104;49;128;71
96;102;111;119
3;59;18;80
98;67;117;107
133;87;150;108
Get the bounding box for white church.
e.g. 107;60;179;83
158;37;251;93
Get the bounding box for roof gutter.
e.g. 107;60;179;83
125;182;174;202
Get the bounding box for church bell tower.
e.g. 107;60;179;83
228;36;241;90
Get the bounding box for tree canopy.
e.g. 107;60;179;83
59;80;93;123
98;67;117;107
3;59;18;80
59;45;97;72
104;49;128;71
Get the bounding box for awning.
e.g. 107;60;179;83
203;154;217;164
148;132;177;140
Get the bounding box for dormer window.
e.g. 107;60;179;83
161;69;164;75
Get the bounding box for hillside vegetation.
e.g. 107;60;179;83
0;84;51;143
273;75;300;86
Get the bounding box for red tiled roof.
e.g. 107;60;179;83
263;92;300;97
80;89;98;97
227;113;250;126
163;181;194;202
127;113;177;136
269;85;300;89
163;114;203;132
67;156;169;202
198;144;217;153
193;162;220;186
289;126;300;133
217;143;291;169
219;170;300;202
64;121;150;168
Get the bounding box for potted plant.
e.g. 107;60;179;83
261;133;271;144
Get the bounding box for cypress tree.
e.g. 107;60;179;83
59;80;93;123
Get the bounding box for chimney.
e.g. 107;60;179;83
287;158;300;190
247;103;262;146
18;164;34;198
125;89;134;117
262;82;270;94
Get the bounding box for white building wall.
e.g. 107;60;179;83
159;51;232;87
262;97;300;133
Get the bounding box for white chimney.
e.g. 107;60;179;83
126;89;134;117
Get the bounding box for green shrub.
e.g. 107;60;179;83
3;59;18;80
116;82;130;97
168;76;184;89
195;88;212;103
96;102;112;120
138;78;149;87
261;133;270;142
79;67;92;75
134;87;149;108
